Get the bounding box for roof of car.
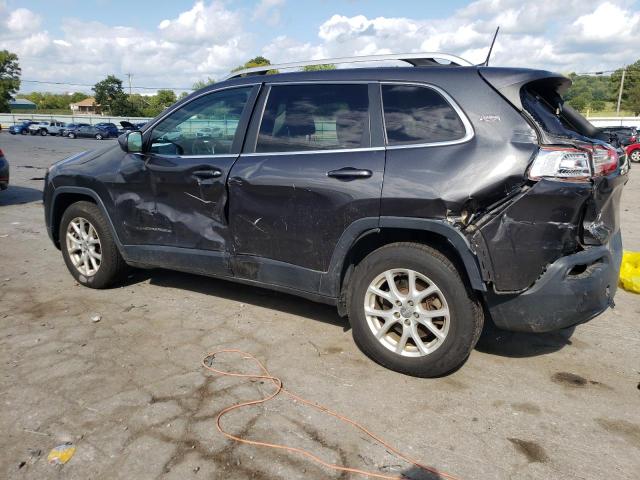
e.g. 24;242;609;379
199;65;564;91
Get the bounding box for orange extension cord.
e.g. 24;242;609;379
202;349;460;480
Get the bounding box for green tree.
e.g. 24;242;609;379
0;50;21;113
302;64;336;71
93;75;128;115
611;60;640;115
193;77;215;90
232;56;277;75
567;94;588;112
153;89;177;109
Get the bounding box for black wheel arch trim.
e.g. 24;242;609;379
320;216;487;297
49;186;123;249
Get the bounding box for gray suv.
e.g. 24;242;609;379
43;54;628;377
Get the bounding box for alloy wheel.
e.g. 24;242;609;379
631;150;640;162
66;217;102;276
364;268;450;357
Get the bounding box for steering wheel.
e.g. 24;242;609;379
157;139;184;155
192;138;213;155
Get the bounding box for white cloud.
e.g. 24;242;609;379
253;0;286;26
1;0;638;95
6;7;42;33
264;0;638;74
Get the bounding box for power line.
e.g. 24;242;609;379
19;79;194;91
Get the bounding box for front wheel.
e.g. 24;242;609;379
630;149;640;163
59;201;128;288
40;129;48;136
68;132;76;139
348;243;483;377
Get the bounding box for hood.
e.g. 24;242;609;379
49;144;118;171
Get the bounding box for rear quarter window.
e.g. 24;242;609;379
381;84;467;146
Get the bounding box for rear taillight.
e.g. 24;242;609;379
528;145;618;182
528;147;591;181
591;144;618;177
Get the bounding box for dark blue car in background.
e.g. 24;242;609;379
94;122;119;137
9;121;36;135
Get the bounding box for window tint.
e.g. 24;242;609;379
150;87;252;156
256;84;370;153
382;84;466;145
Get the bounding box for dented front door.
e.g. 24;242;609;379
115;86;258;253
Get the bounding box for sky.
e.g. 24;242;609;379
0;0;637;94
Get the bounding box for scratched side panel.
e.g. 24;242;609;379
228;150;385;272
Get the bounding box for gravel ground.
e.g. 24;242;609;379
0;132;639;480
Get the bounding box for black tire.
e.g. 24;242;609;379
348;242;483;378
40;129;48;136
59;201;128;288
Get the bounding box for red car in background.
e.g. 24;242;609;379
626;143;640;162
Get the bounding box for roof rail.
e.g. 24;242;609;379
225;52;473;80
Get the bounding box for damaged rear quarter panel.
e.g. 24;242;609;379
474;179;596;292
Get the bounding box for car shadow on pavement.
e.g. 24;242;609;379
475;317;575;358
0;185;42;206
131;268;348;329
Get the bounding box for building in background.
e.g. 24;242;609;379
70;97;101;115
9;98;37;111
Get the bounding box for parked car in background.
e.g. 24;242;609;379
597;126;637;147
94;123;119;138
28;121;66;136
0;148;9;190
119;121;148;135
60;123;90;137
43;53;629;377
67;124;110;140
8;121;37;135
625;142;640;162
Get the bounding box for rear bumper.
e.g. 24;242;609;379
485;230;623;332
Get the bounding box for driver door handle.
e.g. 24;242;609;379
327;167;373;179
192;169;222;179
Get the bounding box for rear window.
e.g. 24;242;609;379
381;84;466;146
521;86;586;139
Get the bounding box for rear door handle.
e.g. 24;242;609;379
327;167;373;179
192;169;222;179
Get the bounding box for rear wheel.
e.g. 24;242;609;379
59;201;128;288
95;133;103;140
348;243;483;377
630;149;640;162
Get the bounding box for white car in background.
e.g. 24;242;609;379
28;121;66;136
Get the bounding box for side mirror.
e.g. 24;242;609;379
118;131;143;153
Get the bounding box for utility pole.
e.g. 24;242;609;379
616;68;626;115
126;73;132;96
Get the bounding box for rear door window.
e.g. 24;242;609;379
381;84;466;145
255;84;370;153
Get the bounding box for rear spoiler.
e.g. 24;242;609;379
478;67;571;111
478;67;600;139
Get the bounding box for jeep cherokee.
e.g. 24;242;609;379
43;54;628;377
